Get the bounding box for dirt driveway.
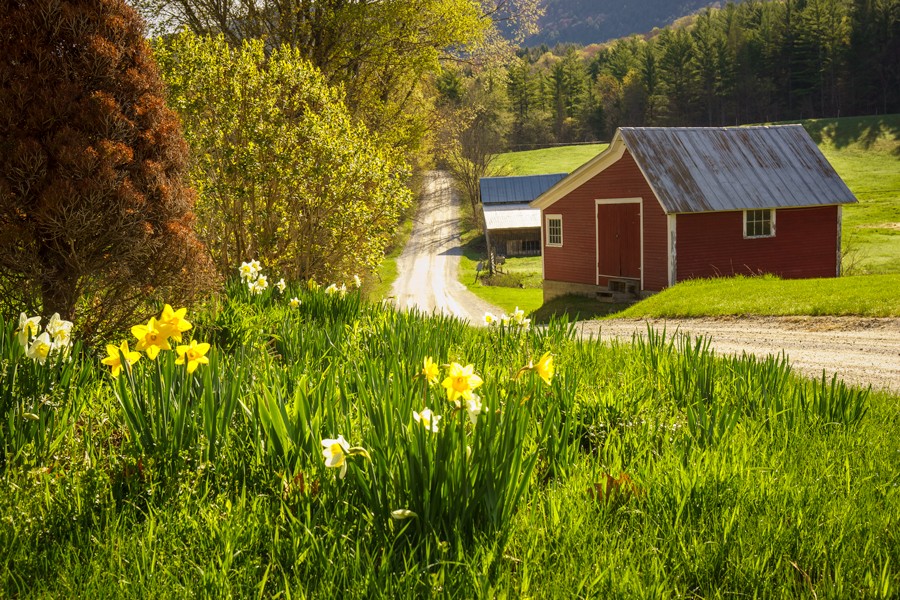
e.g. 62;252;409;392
579;316;900;394
392;173;899;395
391;171;502;321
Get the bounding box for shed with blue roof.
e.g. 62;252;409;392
479;173;567;258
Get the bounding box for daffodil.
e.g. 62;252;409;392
289;297;301;308
307;277;319;291
175;339;211;373
253;275;268;294
131;317;171;360
422;356;440;384
353;274;362;288
322;435;350;478
239;261;258;280
101;340;141;377
512;307;527;324
483;312;496;326
466;395;483;424
16;313;41;347
26;332;53;364
275;278;286;293
413;408;441;433
500;314;510;326
441;362;483;403
158;304;192;343
391;509;418;520
45;313;73;347
534;351;554;385
325;283;339;296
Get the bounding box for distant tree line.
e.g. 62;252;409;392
461;0;900;148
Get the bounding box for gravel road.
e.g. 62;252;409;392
579;316;900;394
392;173;900;394
391;171;502;322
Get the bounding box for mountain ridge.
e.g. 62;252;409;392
526;0;719;46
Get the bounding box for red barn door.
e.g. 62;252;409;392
597;202;641;279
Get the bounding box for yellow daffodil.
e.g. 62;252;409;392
26;332;53;364
413;408;441;433
289;297;301;308
307;277;319;291
441;362;483;403
101;340;141;377
483;312;496;326
535;351;554;385
158;304;192;343
16;313;41;348
175;339;211;373
422;356;440;384
131;317;171;360
322;435;350;478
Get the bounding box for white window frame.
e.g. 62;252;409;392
744;209;776;239
546;214;563;247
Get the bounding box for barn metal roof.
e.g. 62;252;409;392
480;173;568;204
483;205;541;231
619;125;857;213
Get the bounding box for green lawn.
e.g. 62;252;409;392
494;143;608;176
617;273;900;318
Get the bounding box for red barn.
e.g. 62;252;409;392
531;125;858;301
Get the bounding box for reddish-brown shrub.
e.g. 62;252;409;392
0;0;217;342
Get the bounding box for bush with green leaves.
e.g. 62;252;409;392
154;31;413;283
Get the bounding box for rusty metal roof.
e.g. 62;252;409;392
619;125;857;213
480;173;568;204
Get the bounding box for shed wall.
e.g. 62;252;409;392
542;151;668;291
675;205;839;281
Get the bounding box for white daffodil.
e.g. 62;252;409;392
26;332;53;364
46;313;73;347
483;312;496;326
466;395;483;425
16;313;41;348
391;509;418;520
239;261;258;281
512;307;526;325
275;278;286;293
325;283;339;296
321;435;351;478
353;274;362;288
413;408;441;433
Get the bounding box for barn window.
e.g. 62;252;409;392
744;209;775;238
546;215;563;247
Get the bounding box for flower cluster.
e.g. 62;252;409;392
15;312;73;364
103;304;210;376
483;307;531;329
239;260;284;296
413;359;486;432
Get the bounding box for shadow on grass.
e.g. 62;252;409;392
798;114;900;155
530;294;634;324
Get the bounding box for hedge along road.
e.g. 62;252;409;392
393;174;900;394
391;171;502;322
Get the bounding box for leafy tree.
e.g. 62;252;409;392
0;0;216;341
154;31;412;282
135;0;541;166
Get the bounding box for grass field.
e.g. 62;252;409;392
464;115;899;316
618;273;900;318
3;283;899;596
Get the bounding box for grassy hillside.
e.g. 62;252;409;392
618;273;900;318
495;143;607;176
4;283;900;596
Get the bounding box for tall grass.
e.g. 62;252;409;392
0;284;897;597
